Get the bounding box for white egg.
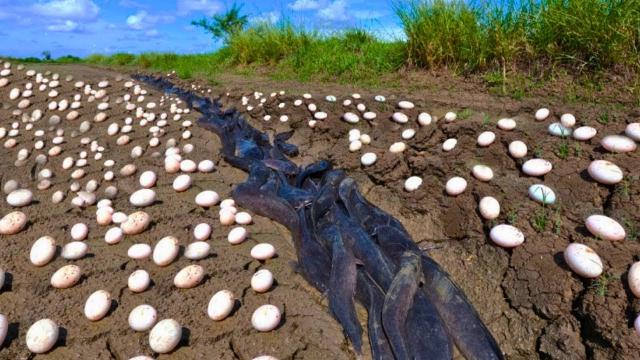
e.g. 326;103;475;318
70;223;88;241
61;241;88;260
472;165;493;182
392;112;409;124
172;174;192;192
153;236;180;266
401;129;416;140
195;190;220;207
6;189;33;207
198;160;216;173
26;319;58;354
489;224;525;248
389;142;406;153
560;113;576;128
235;212;253;225
130;189;156;207
128;269;151;293
343;112;359;124
185;241;211;260
219;208;237;225
96;207;113;226
528;184;556;204
121;211;151;235
508;141;528;158
497;118;516;130
418;113;432;126
100;222;123;242
522;159;552;176
349;140;362;152
0;314;7;347
635;315;640;336
587;160;623;185
444;112;457;122
193;223;212;241
445;177;467;196
585;215;625;241
0;211;27;235
478;197;500;220
625;123;640;141
84;290;112;321
535;108;550;121
548;122;572;137
477;131;496;147
251;305;281;332
404;176;423;192
139;171;157;188
361;152;377;166
573;126;597;141
601;135;637;153
628;262;640;298
174;264;205;289
129;304;157;331
228;227;248;245
128;243;152;260
180;159;197;173
398;100;414;109
251;269;274;293
149;319;182;354
208;290;235;321
251;243;276;260
30;236;56;266
51;264;81;289
563;243;603;278
442;138;457;152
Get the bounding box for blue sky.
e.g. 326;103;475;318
0;0;403;58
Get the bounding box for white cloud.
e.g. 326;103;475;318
289;0;321;11
318;0;350;22
177;0;223;16
32;0;99;20
126;11;174;30
145;29;159;37
46;20;80;32
252;11;281;25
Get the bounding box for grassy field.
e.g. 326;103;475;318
5;0;640;97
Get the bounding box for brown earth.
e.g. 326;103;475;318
1;63;640;359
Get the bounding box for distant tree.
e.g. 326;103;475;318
41;51;52;61
191;2;248;44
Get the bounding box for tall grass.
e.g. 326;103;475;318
397;0;640;73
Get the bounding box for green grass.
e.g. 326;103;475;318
532;207;548;232
556;141;569;159
590;273;620;297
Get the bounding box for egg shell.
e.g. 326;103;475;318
560;113;576;128
585;215;625;241
195;191;220;207
174;264;205;289
149;319;182;354
51;264;81;289
360;152;377;166
235;212;252;225
6;189;33;207
26;319;58;354
489;224;525;248
522;159;552;176
628;262;640;298
153;236;180;266
208;290;235;321
472;165;493;182
193;223;212;241
445;177;467;196
497;118;516;130
185;241;211;260
535;108;550;121
127;244;151;260
121;211;151;235
227;226;248;245
70;223;89;241
61;241;88;260
573;126;597;141
198;160;216;173
253;356;279;360
404;176;423;192
528;184;556;204
30;236;56;266
625;123;640;141
84;290;112;321
477;131;496;147
442;138;457;152
219;208;236;225
392;112;408;124
508;141;527;158
343;112;359;124
398;100;414;109
96;208;113;226
180;160;197;173
478;196;500;220
548;122;572;137
130;189;156;207
251;305;281;332
563;243;603;278
251;269;274;293
251;243;276;261
129;304;157;331
417;113;432;126
172;174;192;192
601;135;637;153
587;160;623;185
444;112;457;122
104;227;124;245
128;269;151;293
389;142;406;153
0;314;7;347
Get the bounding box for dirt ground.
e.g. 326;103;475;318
1;63;640;359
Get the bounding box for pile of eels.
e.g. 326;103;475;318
135;75;504;360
